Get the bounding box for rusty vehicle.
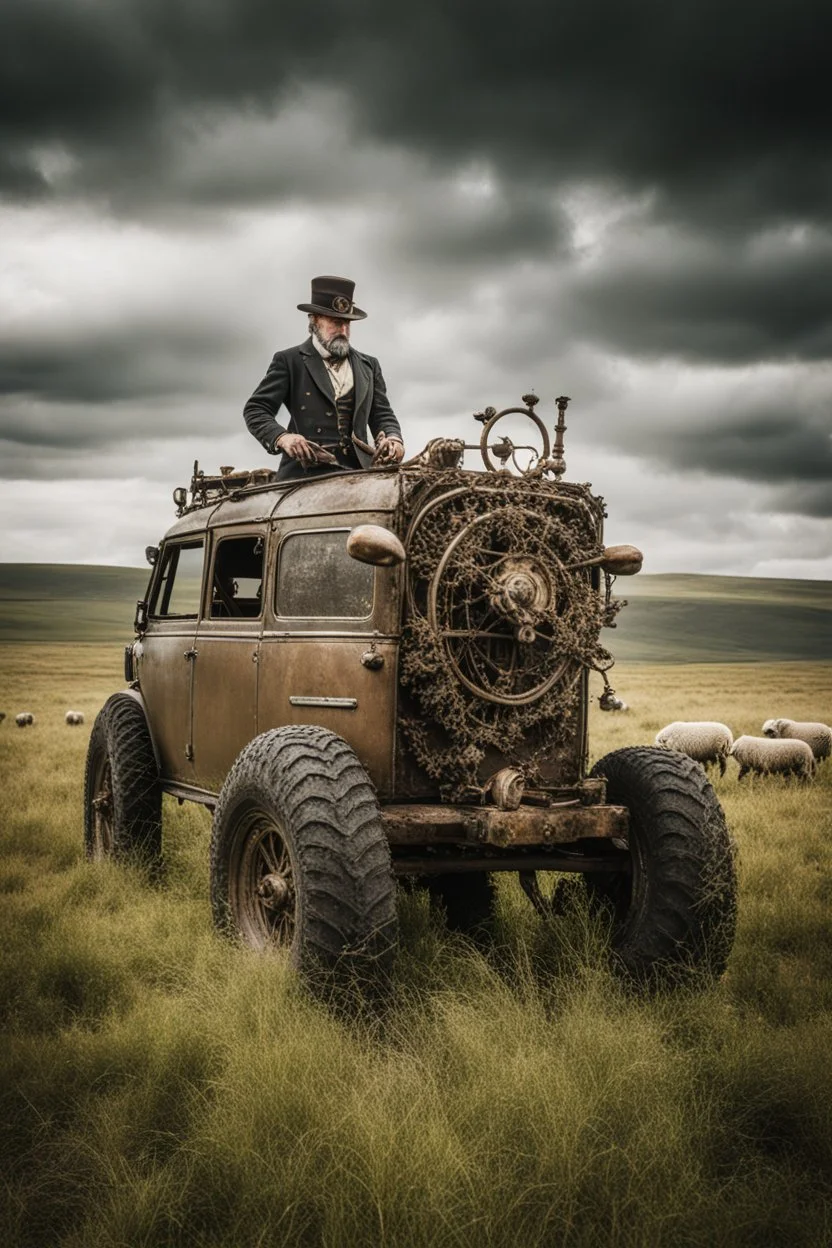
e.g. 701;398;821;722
84;396;737;988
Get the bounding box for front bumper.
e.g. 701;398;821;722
382;801;629;849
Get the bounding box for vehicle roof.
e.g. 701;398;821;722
160;467;405;541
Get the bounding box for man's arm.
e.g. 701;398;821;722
366;358;403;445
243;352;291;453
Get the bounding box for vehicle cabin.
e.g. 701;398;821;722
130;472;401;802
87;399;737;994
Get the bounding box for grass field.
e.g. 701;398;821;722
2;564;831;662
1;645;832;1246
613;573;832;663
0;565;150;645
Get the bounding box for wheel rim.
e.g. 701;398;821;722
616;824;646;938
426;508;577;706
586;826;643;936
231;808;297;951
90;753;114;858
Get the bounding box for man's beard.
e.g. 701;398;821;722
327;335;349;359
312;321;349;359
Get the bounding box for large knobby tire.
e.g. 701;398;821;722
589;746;737;987
83;693;162;868
427;872;495;936
210;726;398;985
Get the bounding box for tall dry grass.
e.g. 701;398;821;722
1;645;831;1246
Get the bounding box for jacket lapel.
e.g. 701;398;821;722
300;338;334;403
351;349;370;426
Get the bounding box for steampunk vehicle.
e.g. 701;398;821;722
84;396;737;987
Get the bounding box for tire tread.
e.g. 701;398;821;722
210;726;398;979
590;745;737;985
83;693;162;866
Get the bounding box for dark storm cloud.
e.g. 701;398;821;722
569;233;832;364
0;320;244;406
641;403;832;488
2;0;830;231
775;482;832;518
399;185;564;265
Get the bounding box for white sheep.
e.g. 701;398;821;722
654;721;734;776
730;735;816;782
600;696;629;712
65;710;85;726
15;712;34;728
762;718;831;763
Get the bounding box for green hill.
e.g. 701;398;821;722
0;564;150;644
611;573;831;662
0;564;829;661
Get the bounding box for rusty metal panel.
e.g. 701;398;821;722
382;802;629;847
135;627;198;783
270;470;403;520
157;508;216;542
191;629;260;792
257;637;397;797
207;494;280;527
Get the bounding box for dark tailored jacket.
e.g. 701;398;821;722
243;338;403;476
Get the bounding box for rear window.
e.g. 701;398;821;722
210;535;265;618
276;530;374;619
150;541;205;618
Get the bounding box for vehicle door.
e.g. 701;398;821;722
137;537;205;784
257;522;398;797
190;530;266;793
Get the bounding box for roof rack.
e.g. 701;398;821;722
172;394;573;516
173;461;282;516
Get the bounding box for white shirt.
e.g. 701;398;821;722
310;332;403;446
312;333;354;399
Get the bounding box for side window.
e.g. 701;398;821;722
150;540;205;618
276;530;374;620
210;535;265;619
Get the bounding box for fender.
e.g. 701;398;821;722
120;686;163;774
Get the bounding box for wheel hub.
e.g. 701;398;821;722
91;778;113;856
92;788;112;814
257;872;291;912
489;558;554;644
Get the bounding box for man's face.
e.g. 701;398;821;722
311;315;351;359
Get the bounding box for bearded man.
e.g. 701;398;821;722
243;276;405;481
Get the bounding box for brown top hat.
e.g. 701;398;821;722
297;275;367;320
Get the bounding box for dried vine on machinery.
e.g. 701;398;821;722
397;398;619;798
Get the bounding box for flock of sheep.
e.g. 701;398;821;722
655;718;831;781
3;709;830;784
2;710;85;728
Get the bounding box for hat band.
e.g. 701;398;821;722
319;293;353;315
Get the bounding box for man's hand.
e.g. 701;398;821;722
275;433;336;466
373;435;405;465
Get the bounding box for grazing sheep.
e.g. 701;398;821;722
762;718;831;763
65;710;85;726
15;712;34;728
730;735;816;781
654;721;734;776
600;696;629;712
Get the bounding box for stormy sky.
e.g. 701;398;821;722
1;0;830;576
